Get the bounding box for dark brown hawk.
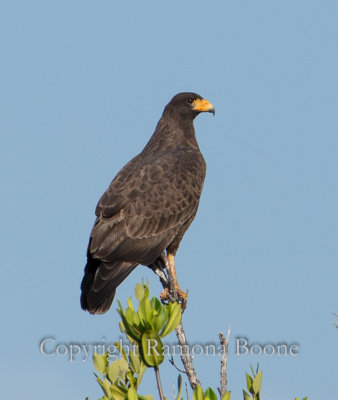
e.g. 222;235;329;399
81;92;215;314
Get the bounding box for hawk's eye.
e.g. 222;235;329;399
187;97;194;104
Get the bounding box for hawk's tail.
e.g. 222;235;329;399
80;257;137;314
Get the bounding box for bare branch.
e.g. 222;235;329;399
218;327;230;397
175;319;201;389
152;255;201;390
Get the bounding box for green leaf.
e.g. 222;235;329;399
129;351;141;374
110;384;127;400
152;311;165;333
127;370;136;386
137;361;147;388
161;303;181;337
245;372;253;393
221;392;231;400
127;387;138;400
135;283;146;302
143;284;150;299
204;388;218;400
132;311;141;326
126;307;135;326
141;331;164;367
162;303;170;320
93;353;108;375
148;309;158;331
96;376;111;397
119;321;126;333
127;297;135;311
176;374;183;400
117;308;142;341
114;341;128;361
139;396;154;400
107;359;120;383
150;297;163;313
138;297;152;326
119;357;129;377
252;370;262;394
192;386;204;400
243;390;252;400
107;358;129;383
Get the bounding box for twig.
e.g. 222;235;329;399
218;327;230;397
169;356;188;374
154;366;165;400
175;320;201;389
152;256;201;390
185;381;189;400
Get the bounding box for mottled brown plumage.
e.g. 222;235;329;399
81;92;214;314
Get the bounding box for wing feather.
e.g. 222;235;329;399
89;149;205;265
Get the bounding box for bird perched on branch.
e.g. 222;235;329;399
81;92;215;314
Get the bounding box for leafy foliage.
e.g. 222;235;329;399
192;385;231;400
91;282;182;400
92;349;151;400
88;283;308;400
242;365;262;400
117;282;182;368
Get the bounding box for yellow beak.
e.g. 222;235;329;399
193;98;215;115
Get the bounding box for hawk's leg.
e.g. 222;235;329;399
160;253;187;306
147;254;167;287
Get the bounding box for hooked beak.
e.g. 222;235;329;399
193;98;215;115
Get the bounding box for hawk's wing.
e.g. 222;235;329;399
89;149;206;265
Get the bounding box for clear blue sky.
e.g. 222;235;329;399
1;1;337;399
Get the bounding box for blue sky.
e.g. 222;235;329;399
1;0;337;399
